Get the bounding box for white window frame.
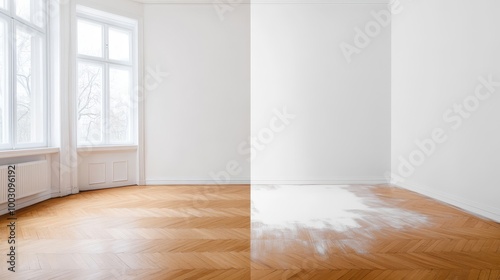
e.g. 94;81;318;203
76;6;138;148
0;0;49;150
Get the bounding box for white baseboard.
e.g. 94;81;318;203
0;192;53;215
146;177;388;186
58;189;74;197
395;180;500;223
79;183;139;191
251;177;389;185
146;179;251;185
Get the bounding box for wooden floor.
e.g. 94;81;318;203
251;185;500;279
0;185;250;279
0;184;499;279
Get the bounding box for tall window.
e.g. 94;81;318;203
76;8;137;146
0;0;47;150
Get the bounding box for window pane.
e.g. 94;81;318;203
15;0;46;28
77;62;103;145
109;67;131;143
0;0;6;10
0;20;8;145
78;19;103;57
109;27;131;62
15;0;30;21
16;26;45;145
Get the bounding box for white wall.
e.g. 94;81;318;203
76;0;144;19
143;4;251;184
392;0;500;221
251;3;391;184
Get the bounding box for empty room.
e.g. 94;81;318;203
0;0;499;279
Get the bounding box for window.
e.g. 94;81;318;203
76;8;137;146
0;0;47;150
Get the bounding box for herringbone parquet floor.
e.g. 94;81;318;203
0;185;250;279
0;184;499;279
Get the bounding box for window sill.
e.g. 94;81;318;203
0;147;60;159
77;145;138;153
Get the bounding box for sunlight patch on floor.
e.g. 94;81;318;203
251;185;430;255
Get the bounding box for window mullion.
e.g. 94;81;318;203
30;0;34;23
0;8;9;18
104;24;109;60
44;1;49;146
2;14;14;149
103;24;109;145
103;63;110;145
77;55;132;67
10;21;16;149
